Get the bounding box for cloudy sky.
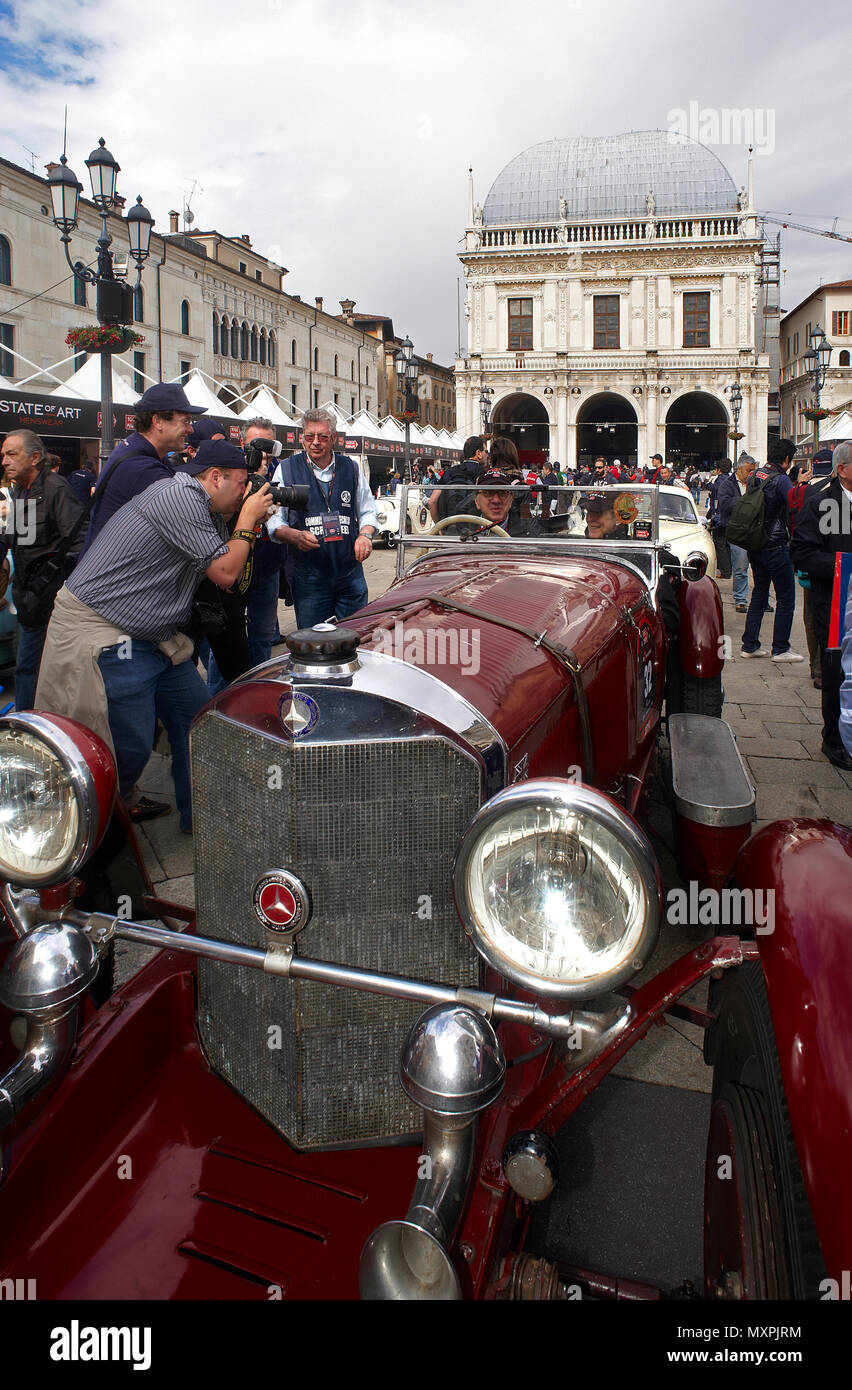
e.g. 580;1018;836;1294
0;0;850;364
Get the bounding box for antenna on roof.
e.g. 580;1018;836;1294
21;143;38;173
183;178;204;231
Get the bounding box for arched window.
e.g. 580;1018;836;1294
134;284;144;323
0;235;10;285
313;346;319;371
240;321;249;360
250;325;258;362
291;338;297;365
180;299;190;335
334;353;338;376
259;329;267;366
268;333;276;368
840;350;851;367
212;312;219;355
230;320;239;357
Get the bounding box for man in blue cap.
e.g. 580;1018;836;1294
82;382;206;553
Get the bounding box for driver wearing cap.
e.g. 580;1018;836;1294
450;469;546;538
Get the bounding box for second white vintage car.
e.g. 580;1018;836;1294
374;485;433;546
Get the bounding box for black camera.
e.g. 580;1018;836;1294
244;436;283;474
244;470;310;511
243;437;309;508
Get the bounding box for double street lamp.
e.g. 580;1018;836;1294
48;138;154;466
802;324;832;452
394;336;420;480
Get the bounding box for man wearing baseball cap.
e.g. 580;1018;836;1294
453;468;545;537
81;382;206;553
36;441;275;834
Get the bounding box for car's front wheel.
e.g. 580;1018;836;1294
680;671;723;716
703;963;826;1299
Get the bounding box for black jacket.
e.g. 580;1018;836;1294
2;466;83;593
790;477;852;642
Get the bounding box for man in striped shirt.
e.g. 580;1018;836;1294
36;441;275;832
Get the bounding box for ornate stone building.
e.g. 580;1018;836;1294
456;132;769;471
779;280;852;442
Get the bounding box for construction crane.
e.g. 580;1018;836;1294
759;213;852;245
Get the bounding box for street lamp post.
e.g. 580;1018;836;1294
48;138;154;469
479;385;494;437
728;381;743;462
394;336;420;480
802;324;832;452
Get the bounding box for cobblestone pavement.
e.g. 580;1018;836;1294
122;548;851;1094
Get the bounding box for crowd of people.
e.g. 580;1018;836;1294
1;399;850;836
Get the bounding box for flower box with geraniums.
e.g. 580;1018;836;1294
65;326;145;355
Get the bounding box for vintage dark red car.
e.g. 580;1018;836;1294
0;484;848;1302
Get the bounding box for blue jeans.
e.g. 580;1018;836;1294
98;641;209;830
730;543;749;607
15;624;49;711
290;565;368;630
246;569;281;668
742;544;796;655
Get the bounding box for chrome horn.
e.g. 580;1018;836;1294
0;923;99;1175
359;1003;505;1300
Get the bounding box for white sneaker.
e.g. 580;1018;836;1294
741;647;768;658
771;650;805;663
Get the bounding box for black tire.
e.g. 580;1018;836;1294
704;962;826;1299
680;671;723;717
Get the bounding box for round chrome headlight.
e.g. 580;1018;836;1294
683;550;708;581
453;780;661;999
0;713;115;887
377;510;388;525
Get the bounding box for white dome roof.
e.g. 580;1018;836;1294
482;131;739;225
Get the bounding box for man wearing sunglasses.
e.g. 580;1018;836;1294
267;407;378;628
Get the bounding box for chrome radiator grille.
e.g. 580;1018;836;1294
192;710;482;1149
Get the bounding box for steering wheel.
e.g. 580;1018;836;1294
429;514;510;540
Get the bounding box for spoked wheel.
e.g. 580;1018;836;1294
704;1083;790;1299
703;963;827;1300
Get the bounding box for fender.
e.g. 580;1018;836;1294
734;818;852;1284
677;575;723;677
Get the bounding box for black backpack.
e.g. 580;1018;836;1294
726;478;769;551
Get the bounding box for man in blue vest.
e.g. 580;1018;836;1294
267;407;378;628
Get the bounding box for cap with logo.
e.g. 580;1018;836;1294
187;417;226;447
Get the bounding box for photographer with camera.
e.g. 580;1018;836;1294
0;429;84;710
35;441;276;834
267;407;377;628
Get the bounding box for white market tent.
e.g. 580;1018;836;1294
52;354;138;405
0;372;14;391
315;399;355;431
378;415;405;441
821;410;852;442
239;384;300;427
349;409;381;435
178;369;241;420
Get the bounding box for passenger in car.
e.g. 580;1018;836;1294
583;494;631;539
